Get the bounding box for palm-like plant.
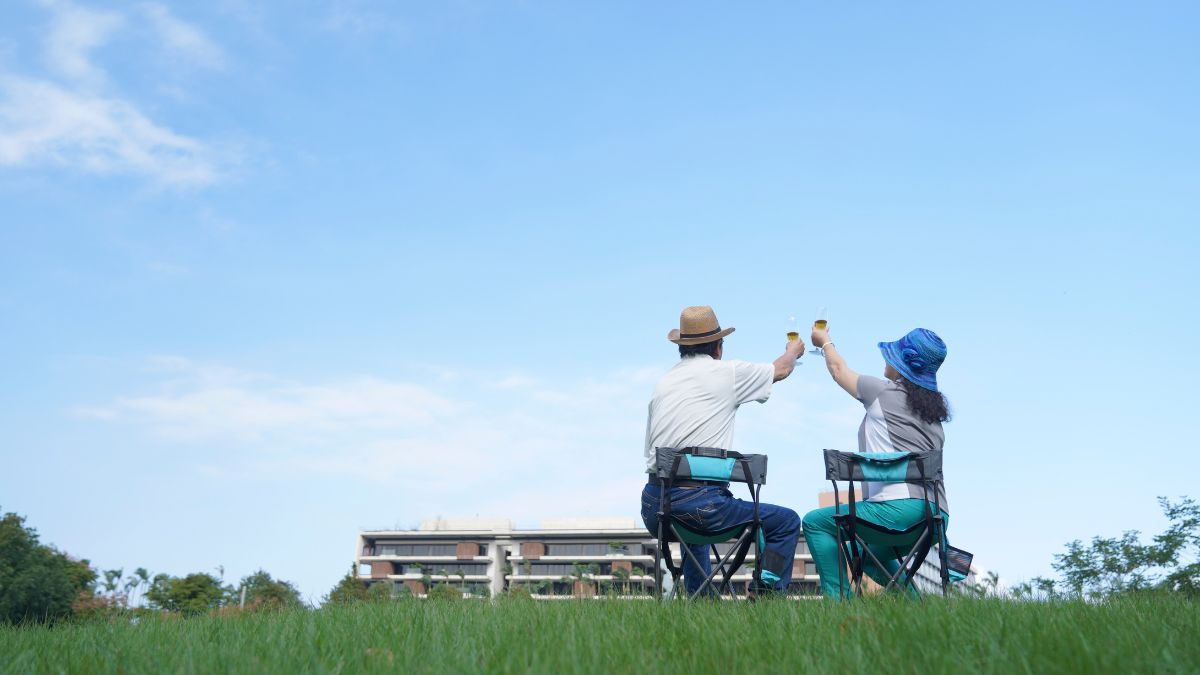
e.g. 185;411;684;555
102;568;124;602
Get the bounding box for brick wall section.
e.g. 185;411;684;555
456;542;480;560
404;580;426;595
521;542;545;560
370;561;393;579
611;560;633;574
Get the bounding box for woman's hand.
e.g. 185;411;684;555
811;327;831;348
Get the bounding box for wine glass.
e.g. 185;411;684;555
786;315;799;343
811;307;829;357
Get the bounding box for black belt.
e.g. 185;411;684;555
647;476;728;488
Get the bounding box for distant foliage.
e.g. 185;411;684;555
238;570;304;610
324;566;371;604
502;586;533;601
366;582;393;602
1013;496;1199;600
0;510;96;624
426;584;462;601
146;573;231;615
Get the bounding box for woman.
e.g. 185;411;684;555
802;326;951;598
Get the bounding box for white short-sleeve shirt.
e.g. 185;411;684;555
643;355;774;473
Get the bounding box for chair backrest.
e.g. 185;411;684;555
655;447;768;485
822;449;942;484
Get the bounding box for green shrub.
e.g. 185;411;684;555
502;586;533;601
426;585;461;601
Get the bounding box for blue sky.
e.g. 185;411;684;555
2;1;1197;601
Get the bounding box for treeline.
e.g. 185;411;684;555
1;509;302;624
1010;496;1199;600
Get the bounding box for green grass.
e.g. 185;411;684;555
2;595;1197;674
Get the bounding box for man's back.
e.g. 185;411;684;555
643;354;773;472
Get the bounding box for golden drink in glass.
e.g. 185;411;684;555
787;315;799;341
812;308;829;357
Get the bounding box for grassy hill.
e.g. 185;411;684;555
2;594;1196;674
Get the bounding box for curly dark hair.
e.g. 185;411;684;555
897;377;951;424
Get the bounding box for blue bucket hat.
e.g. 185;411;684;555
878;328;947;392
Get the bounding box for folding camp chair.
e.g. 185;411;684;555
652;446;769;600
823;449;965;598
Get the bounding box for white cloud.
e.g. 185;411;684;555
0;75;221;185
140;3;225;70
322;0;407;37
76;358;653;513
0;0;231;186
83;359;458;443
76;357;863;525
40;0;124;85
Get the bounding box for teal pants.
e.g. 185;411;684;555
801;498;948;599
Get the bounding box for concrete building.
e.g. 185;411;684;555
357;516;824;599
357;507;976;599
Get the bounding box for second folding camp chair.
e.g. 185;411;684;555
652;446;769;600
823;449;966;598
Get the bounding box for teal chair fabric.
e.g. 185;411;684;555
653;447;770;600
822;449;956;597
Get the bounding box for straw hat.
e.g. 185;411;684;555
667;305;736;345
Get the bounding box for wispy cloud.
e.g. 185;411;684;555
322;0;407;37
74;358;655;516
40;0;123;85
75;357;860;523
77;359;458;443
0;0;232;186
140;3;225;70
0;75;221;185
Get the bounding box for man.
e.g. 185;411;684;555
641;305;805;596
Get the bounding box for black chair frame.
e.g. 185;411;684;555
652;446;768;601
825;449;949;598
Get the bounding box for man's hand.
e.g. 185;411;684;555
773;339;805;382
811;327;830;348
787;338;806;359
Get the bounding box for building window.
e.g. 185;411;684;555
425;563;488;576
545;543;611;556
375;543;459;556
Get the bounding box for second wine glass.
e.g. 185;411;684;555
811;307;829;357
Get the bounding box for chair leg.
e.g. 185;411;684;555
654;521;664;601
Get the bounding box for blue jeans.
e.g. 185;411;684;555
641;482;802;595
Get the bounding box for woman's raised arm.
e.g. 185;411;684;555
812;328;859;398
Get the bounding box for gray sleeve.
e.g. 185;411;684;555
856;375;886;406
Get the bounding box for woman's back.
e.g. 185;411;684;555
856;374;947;508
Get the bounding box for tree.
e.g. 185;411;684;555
238;569;303;610
0;510;97;623
324;565;370;604
145;573;231;615
612;567;631;596
124;568;151;607
1022;496;1200;600
427;584;461;601
366;582;393;601
101;568;124;600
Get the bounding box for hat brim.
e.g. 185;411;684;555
668;326;735;345
878;340;939;391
